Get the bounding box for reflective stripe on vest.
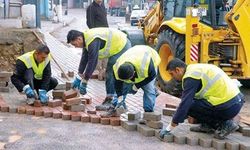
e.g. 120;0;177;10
182;64;240;106
113;45;161;84
187;71;222;99
84;28;127;58
18;51;50;80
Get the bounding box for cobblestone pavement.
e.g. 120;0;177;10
1;8;250;150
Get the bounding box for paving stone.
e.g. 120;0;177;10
212;139;226;150
0;105;9;112
55;83;66;90
127;111;141;121
52;109;62;119
121;120;137;131
8;107;17;113
0;77;10;82
226;142;239;150
87;110;96;114
34;108;44;116
146;121;163;129
65;97;81;106
163;134;174;142
0;82;7;87
199;138;212;148
71;112;81;121
67;71;74;77
70;104;85;112
81;95;92;104
48;99;62;108
242;128;250;137
137;124;155;137
174;135;186;144
62;111;71;120
143;112;161;121
34;100;42;107
186;136;199;146
18;106;26;114
62;102;70;110
81;113;90;122
110;117;121;126
81;99;87;105
240;144;250;150
165;104;177;109
43;108;53;118
26;107;34;115
162;108;176;116
61;72;68;78
65;82;72;90
0;87;10;92
52;90;65;99
90;115;100;123
238;123;249;133
62;89;78;101
100;118;110;125
0;71;13;77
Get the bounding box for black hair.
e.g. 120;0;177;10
67;30;83;43
118;63;135;80
36;44;50;54
166;58;187;71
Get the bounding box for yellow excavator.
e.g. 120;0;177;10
122;0;250;96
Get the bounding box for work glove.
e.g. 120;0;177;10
39;89;49;104
79;79;87;95
131;85;138;94
72;75;82;89
23;84;35;98
159;124;175;139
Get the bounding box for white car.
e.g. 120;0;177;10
130;9;148;26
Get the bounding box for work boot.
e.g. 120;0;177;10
190;123;215;133
214;120;239;140
100;106;117;118
95;97;113;111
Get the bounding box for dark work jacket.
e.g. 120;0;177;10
11;59;52;92
78;38;105;80
86;1;108;29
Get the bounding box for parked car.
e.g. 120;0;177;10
130;9;148;26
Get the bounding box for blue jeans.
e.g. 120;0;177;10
141;78;157;112
105;39;131;97
113;78;157;112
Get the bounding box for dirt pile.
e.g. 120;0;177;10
0;29;44;71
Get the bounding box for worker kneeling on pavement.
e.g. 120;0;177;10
66;28;131;110
11;44;58;105
159;58;244;140
102;45;161;117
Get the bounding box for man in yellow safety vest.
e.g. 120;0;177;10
159;58;244;140
101;45;161;117
66;28;131;110
11;44;58;105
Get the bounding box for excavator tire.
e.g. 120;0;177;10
155;28;185;97
121;28;146;46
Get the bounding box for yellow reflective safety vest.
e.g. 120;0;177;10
183;64;240;106
113;45;161;83
18;50;51;80
83;28;127;59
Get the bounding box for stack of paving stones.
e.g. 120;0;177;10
121;112;163;137
0;71;12;92
162;103;177;116
0;80;122;127
121;111;141;131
